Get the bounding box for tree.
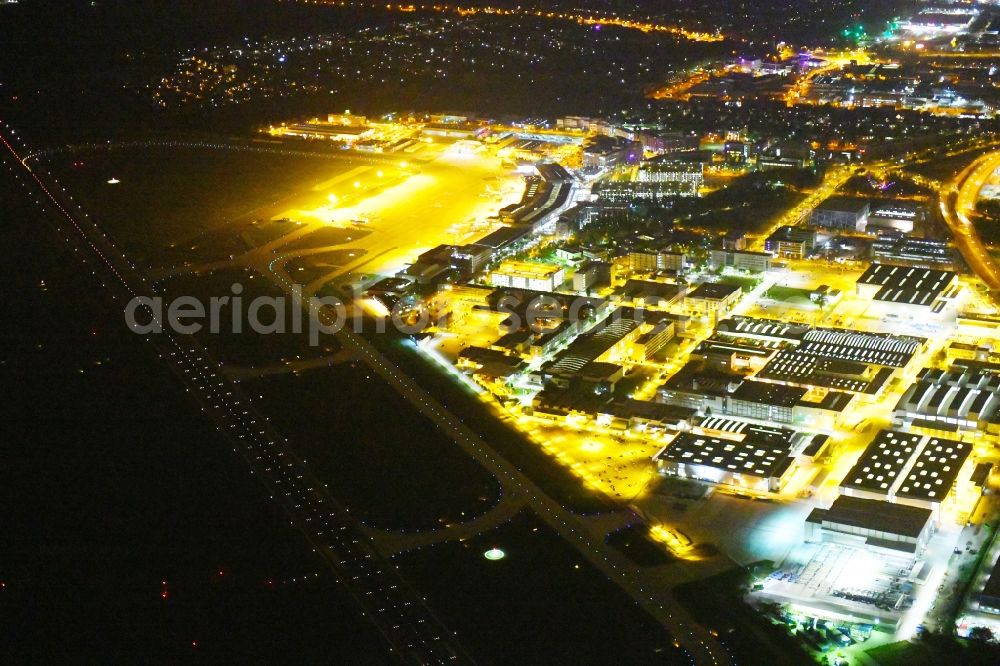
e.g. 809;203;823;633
969;626;994;643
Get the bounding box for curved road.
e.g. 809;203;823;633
939;151;1000;292
12;130;732;664
1;122;475;666
267;260;732;665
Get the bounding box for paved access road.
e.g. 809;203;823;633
939;151;1000;291
1;123;475;666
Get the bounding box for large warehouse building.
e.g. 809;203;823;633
855;263;961;319
805;495;934;555
654;421;801;493
893;364;1000;434
754;325;925;396
809;196;870;232
839;429;974;518
490;261;566;292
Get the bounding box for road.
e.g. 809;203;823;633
748;136;1000;257
264;258;733;665
20;133;734;663
133;141;525;293
1;122;477;666
747;164;853;252
939;151;1000;291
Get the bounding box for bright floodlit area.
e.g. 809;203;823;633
47;139;524;298
16;1;1000;664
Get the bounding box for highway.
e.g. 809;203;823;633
12;131;734;663
264;258;733;665
939;151;1000;292
1;121;476;666
299;0;724;42
119;138;731;659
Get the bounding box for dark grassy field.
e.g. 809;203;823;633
154;267;340;367
46;145;363;264
245;364;502;530
606;524;675;567
0;179;393;662
364;324;618;515
393;508;685;665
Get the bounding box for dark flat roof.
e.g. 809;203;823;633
896;437;971;503
535;163;573;182
604;399;696;423
687;281;742;301
841;429;922;495
663;361;740;397
806;495;931;539
801;434;830;458
766;225;815;242
694;339;773;359
731;380;807;407
657;431;794;479
815;195;870;214
972;462;993;487
534;385;611;414
865;537;918;554
476;225;531;249
815;390;855;412
620;279;683;302
857;263;956;306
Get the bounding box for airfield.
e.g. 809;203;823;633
47;138;525;296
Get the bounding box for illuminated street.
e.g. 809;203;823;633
8;2;1000;664
941;151;1000;291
